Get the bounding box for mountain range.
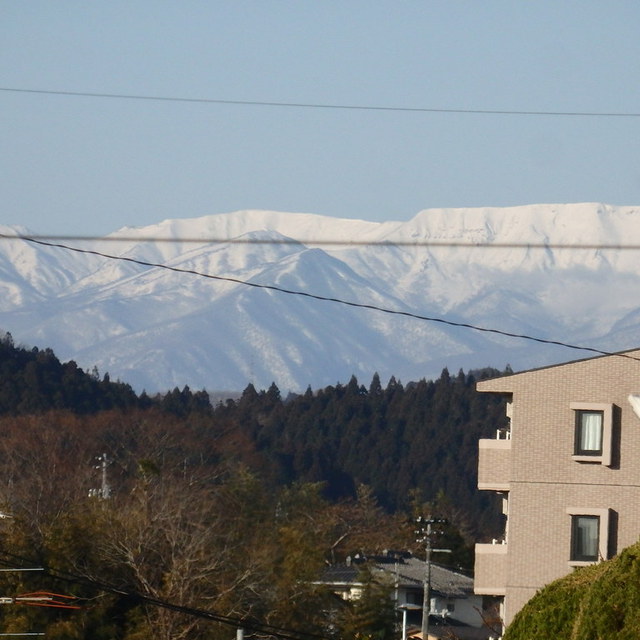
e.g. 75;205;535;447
1;202;639;393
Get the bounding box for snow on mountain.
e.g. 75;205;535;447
1;203;640;393
0;226;103;309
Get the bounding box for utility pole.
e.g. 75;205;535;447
89;453;111;499
99;453;111;499
415;516;449;640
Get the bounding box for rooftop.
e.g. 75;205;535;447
320;552;474;599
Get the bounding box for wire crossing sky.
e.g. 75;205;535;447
7;231;640;365
3;86;640;118
2;3;640;235
4;231;640;251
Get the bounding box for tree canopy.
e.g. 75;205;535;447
505;541;640;640
0;331;512;638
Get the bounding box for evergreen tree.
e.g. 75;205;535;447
369;372;383;396
337;565;397;640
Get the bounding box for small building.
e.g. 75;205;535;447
321;552;491;639
474;348;640;627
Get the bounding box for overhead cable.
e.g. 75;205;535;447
1;86;639;118
1;233;640;251
6;233;640;363
0;552;326;640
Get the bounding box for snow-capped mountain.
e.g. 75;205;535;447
1;203;639;393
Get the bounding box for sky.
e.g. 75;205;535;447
2;2;640;236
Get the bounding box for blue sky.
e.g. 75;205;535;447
2;1;640;235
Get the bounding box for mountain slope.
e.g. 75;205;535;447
1;203;639;392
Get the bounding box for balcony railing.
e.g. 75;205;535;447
474;543;507;596
478;437;511;491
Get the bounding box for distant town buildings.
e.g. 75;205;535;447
321;552;490;639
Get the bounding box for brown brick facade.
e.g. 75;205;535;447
474;349;640;626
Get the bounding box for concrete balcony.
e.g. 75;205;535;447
478;437;511;491
474;543;507;596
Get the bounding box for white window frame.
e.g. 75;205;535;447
570;402;613;466
566;507;610;567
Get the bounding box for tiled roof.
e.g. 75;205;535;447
321;564;360;584
320;554;474;599
378;556;473;598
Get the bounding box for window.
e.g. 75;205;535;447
575;410;603;455
571;515;599;561
570;403;613;465
566;507;610;566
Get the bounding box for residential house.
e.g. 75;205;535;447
321;552;490;639
474;348;640;627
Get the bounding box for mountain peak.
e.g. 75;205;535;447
1;203;639;392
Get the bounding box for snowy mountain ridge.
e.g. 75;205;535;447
1;203;639;393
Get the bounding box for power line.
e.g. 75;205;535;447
2;233;640;251
2;86;640;118
0;552;327;640
7;233;640;363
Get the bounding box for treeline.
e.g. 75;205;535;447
0;410;414;640
212;369;508;537
0;332;140;414
0;331;509;638
0;331;212;416
2;331;508;532
0;331;509;532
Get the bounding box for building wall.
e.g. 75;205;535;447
475;349;640;625
437;594;485;628
396;587;485;628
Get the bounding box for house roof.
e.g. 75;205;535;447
320;553;474;599
476;347;640;393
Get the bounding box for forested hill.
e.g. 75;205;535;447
213;370;509;536
0;330;508;536
0;332;141;413
0;331;210;415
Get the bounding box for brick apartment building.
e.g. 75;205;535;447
473;348;640;627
